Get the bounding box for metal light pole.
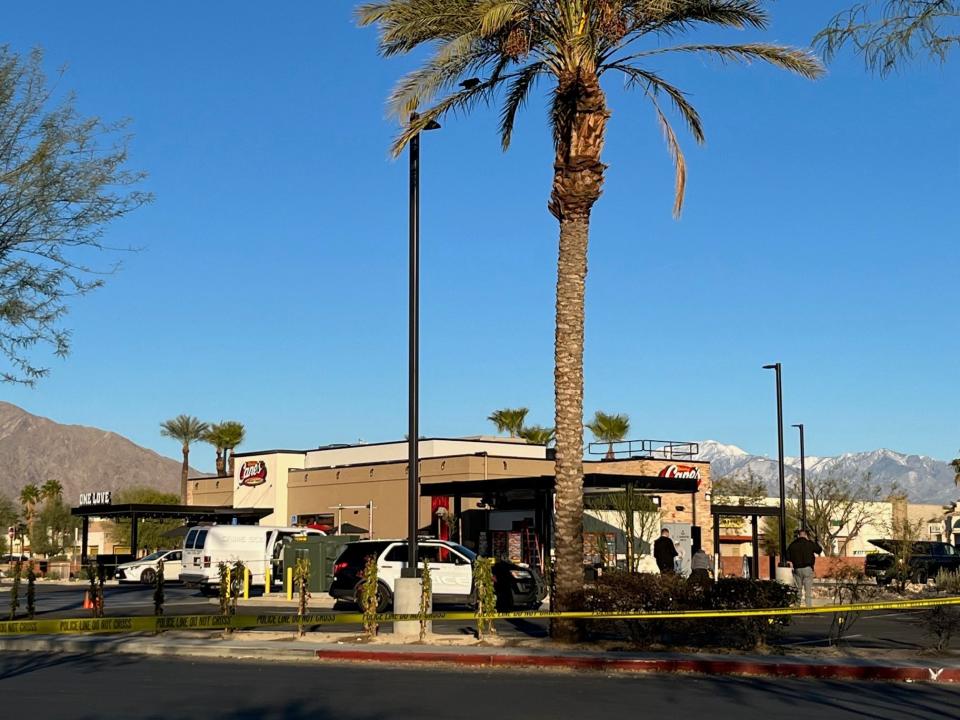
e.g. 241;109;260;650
405;113;440;579
792;423;807;530
763;363;788;563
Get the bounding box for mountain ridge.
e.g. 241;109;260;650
698;440;958;505
0;402;191;505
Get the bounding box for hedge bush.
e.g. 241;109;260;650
581;571;797;649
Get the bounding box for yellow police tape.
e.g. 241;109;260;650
1;595;959;636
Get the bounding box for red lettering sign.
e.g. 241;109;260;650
658;464;701;481
239;460;268;487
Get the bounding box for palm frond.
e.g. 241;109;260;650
499;61;545;150
479;0;523;37
356;0;479;56
613;43;826;79
604;63;704;144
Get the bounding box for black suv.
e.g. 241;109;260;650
865;539;960;585
329;539;547;612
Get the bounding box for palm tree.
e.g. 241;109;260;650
519;424;556;445
19;483;40;527
585;410;630;458
40;479;63;504
952;455;960;486
487;407;529;437
358;0;822;640
219;421;246;475
203;422;229;477
160;415;209;503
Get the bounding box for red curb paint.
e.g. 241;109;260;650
312;649;960;683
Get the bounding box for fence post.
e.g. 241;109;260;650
286;567;293;601
265;566;271;595
243;568;250;600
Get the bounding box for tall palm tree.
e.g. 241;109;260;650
487;407;529;437
519;424;556;445
358;0;822;640
219;421;246;475
160;415;209;503
585;410;630;457
952;455;960;486
19;483;40;527
40;479;63;504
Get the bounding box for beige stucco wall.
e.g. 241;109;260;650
302;437;547;469
189;476;234;507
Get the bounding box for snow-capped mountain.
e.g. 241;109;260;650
698;440;959;505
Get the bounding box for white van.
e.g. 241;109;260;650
179;525;323;590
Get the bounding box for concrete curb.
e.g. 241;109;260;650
313;648;960;683
4;633;959;683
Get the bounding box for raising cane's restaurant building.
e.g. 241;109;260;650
187;436;714;573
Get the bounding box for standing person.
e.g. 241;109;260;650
787;529;823;607
654;528;678;575
690;547;713;583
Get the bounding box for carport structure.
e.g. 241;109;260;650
70;504;272;562
710;503;780;579
422;472;700;568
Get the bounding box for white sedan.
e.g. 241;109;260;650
115;550;183;585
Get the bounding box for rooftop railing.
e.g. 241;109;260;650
586;439;700;460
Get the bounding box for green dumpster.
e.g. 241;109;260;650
282;534;358;593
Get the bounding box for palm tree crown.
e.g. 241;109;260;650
519;424;556;445
160;415;209;448
585;409;630;447
488;407;530;437
19;483;39;510
952;455;960;487
358;0;822;214
40;479;63;503
219;421;246;475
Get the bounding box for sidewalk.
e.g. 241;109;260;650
1;629;958;682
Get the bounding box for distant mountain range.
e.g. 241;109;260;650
698;440;959;506
0;402;189;504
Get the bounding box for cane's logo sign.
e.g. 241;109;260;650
239;460;268;487
658;464;701;481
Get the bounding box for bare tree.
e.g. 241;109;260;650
816;1;959;75
586;490;660;572
0;46;150;384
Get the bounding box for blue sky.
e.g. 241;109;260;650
3;2;958;471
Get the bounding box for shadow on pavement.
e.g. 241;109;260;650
0;650;145;681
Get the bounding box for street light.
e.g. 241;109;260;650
792;423;807;530
405;112;440;579
762;363;788;564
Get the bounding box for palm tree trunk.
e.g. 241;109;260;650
180;445;190;504
548;71;609;643
215;448;225;477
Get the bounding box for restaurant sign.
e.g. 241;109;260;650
658;464;701;481
78;491;112;507
239;460;268;487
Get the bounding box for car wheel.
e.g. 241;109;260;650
140;568;157;585
355;583;391;613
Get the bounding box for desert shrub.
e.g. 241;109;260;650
582;571;795;649
823;564;877;644
936;570;960;596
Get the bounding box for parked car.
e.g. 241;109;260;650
115;549;183;585
329;539;546;612
865;539;960;585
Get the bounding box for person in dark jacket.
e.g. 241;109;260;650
786;529;823;607
654;528;678;574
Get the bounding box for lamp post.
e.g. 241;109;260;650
763;363;788;564
405;112;440;579
792;423;807;530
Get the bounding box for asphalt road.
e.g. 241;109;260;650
2;652;958;720
7;584;954;649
